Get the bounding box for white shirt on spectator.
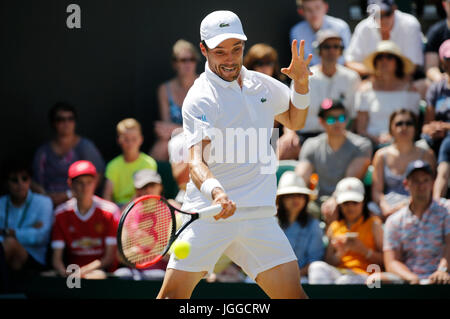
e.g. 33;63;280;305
345;10;424;66
355;82;421;137
298;64;361;133
182;63;290;215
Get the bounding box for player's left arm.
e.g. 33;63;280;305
275;39;312;131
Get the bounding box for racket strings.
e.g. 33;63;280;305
121;198;173;265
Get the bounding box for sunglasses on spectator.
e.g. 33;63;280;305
55;115;75;122
394;120;414;127
321;44;343;50
375;53;396;61
325;114;346;125
8;175;30;183
176;57;196;63
254;61;275;67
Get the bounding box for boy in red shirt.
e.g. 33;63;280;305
51;160;119;278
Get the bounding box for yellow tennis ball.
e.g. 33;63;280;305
172;240;191;259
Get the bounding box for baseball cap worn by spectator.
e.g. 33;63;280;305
405;160;434;179
133;169;162;189
363;41;415;75
313;29;343;50
318;98;346;118
334;177;365;204
200;10;247;49
439;39;450;61
68;160;97;179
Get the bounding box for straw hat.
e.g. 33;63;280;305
276;171;315;199
363;40;415;75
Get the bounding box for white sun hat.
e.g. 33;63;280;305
276;171;314;198
200;10;247;49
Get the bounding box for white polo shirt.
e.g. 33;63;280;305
299;64;361;133
182;63;291;215
345;10;424;66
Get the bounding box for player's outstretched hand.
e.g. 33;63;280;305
281;39;313;87
212;188;236;220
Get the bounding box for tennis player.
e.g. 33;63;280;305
157;10;311;299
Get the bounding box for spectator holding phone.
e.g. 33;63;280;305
308;177;384;284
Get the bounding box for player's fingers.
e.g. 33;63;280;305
305;53;313;66
291;39;298;58
298;40;305;59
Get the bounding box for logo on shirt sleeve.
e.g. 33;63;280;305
197;114;208;122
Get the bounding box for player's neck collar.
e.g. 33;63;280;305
205;62;246;89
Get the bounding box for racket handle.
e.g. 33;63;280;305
196;204;223;219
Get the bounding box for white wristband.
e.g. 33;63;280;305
200;178;224;201
290;89;310;109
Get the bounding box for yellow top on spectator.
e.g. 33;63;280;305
105;153;157;205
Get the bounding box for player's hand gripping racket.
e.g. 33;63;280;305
117;195;222;269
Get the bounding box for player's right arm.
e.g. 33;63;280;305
188;139;236;220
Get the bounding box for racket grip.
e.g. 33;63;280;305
197;204;223;219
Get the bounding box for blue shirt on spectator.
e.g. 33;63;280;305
283;217;324;269
289;15;351;66
0;191;54;265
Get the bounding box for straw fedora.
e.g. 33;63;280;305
363;40;415;75
276;171;315;200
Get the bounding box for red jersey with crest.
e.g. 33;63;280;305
51;196;120;268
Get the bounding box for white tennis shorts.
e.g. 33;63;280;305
167;206;297;281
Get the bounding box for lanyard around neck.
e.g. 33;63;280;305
4;194;33;229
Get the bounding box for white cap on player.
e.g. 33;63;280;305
200;10;247;49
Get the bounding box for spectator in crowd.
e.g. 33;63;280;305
276;171;324;282
244;43;287;83
103;118;157;208
346;0;424;77
277;30;361;160
290;0;351;66
355;41;421;147
33;102;105;207
52;160;120;279
296;99;372;224
308;177;384;284
423;40;450;156
168;129;189;205
0;160;53;274
150;39;200;161
380;160;449;284
424;0;450;83
371;109;436;220
434;136;450;200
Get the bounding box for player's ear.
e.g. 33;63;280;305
199;42;208;58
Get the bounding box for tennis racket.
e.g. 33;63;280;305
117;195;222;269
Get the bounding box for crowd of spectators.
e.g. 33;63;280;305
0;0;449;292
